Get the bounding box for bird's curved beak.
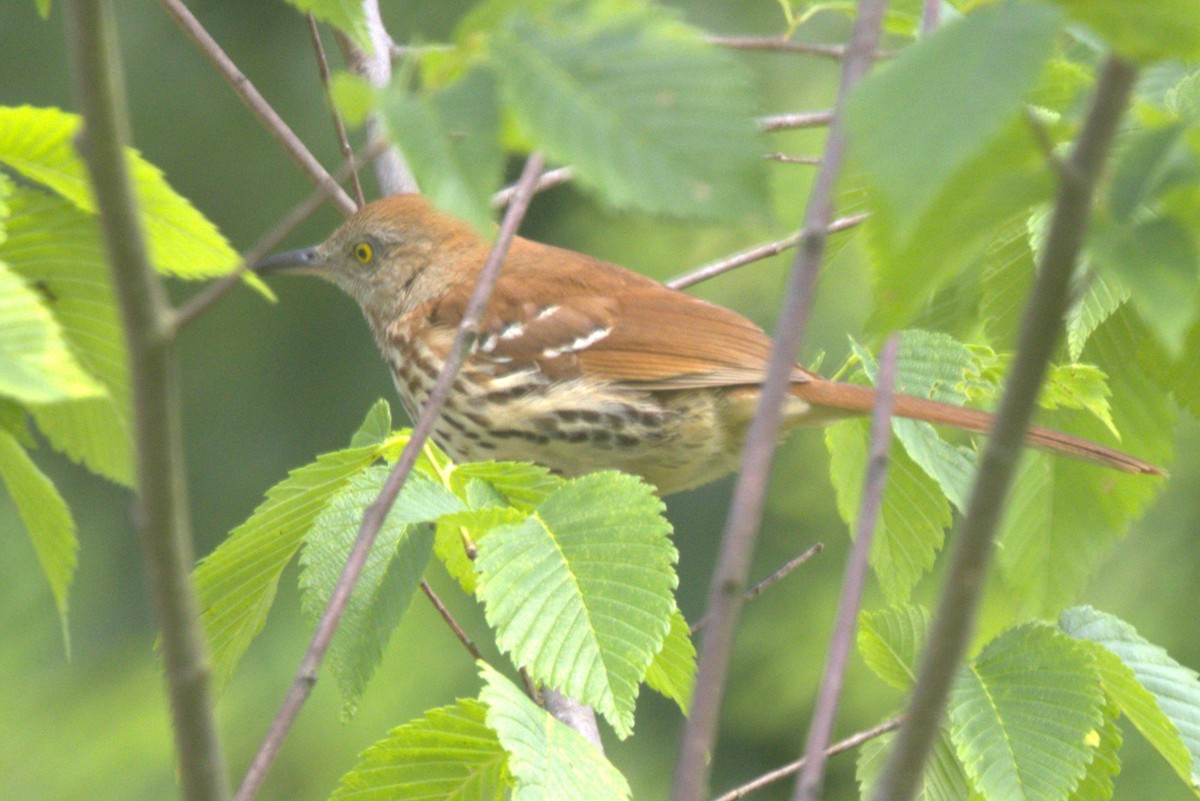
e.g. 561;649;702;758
253;246;322;275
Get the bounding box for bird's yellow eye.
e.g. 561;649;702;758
353;242;374;264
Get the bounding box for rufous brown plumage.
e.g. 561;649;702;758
256;194;1162;495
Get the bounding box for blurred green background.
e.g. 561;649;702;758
2;2;1198;800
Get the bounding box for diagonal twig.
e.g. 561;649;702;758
713;716;903;801
668;214;868;290
870;55;1139;801
306;13;365;208
758;110;835;132
419;579;482;661
669;2;890;799
232;151;546;801
158;0;356;215
690;543;824;635
793;335;898;801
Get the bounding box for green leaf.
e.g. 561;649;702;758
299;467;459;718
1066;273;1128;361
0;258;103;405
479;662;630;801
195;410;409;689
1047;0;1200;62
1090;216;1200;356
996;307;1172;617
858;604;929;690
329;71;376;129
382;68;503;234
284;0;372;53
980;221;1038;349
643;608;695;712
0;105;240;280
330;698;509;801
450;461;563;511
474;471;676;737
864;118;1054;332
949;623;1105;801
491;2;768;221
826;420;951;603
0;427;76;651
846;1;1061;243
1109;122;1196;221
349;399;392;448
435;505;528;595
1061;605;1200;789
1068;700;1122;801
1041;363;1117;438
858;727;971;801
1;187;132;484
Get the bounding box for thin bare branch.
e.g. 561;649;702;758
64;3;229;800
793;335;898;801
158;0;356;215
493;167;576;207
759;111;835;132
232;152;545;801
713;717;903;801
690;543;824;634
707;35;848;59
766;153;823;165
335;0;416;194
921;0;942;34
870;56;1139;801
306;13;365;208
670;2;889;799
389;42;455;62
420;579;482;661
668;214;867;290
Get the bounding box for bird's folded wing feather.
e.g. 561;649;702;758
428;239;815;388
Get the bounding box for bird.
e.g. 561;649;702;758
255;194;1162;495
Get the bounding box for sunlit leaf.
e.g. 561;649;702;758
330;699;509;801
491;2;768;220
0;427;76;652
858;604;929;690
949;623;1105;801
479;662;629;801
1061;606;1200;789
643;608;695;712
475;471;676;737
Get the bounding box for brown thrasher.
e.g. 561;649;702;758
256;194;1161;494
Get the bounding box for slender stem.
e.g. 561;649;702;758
668;214;868;290
232;152;545;801
713;717;903;801
419;579;483;661
759;110;835;132
870;56;1138;801
793;336;898;801
335;0;417;194
669;2;889;799
707;35;848;59
63;3;228;800
492;167;576;207
690;543;824;634
921;0;941;34
306;13;365;208
158;0;356;215
766;153;823;165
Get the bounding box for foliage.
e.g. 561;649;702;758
8;1;1200;800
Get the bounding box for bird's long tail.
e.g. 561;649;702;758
791;378;1164;476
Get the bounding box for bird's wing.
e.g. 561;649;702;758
426;238;815;388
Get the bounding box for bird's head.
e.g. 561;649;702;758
255;194;488;330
